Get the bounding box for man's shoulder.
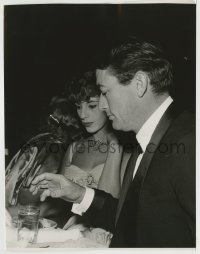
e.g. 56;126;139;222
150;109;195;170
166;107;195;141
175;109;194;127
159;109;195;157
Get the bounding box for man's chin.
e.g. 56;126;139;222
112;121;121;130
112;121;131;132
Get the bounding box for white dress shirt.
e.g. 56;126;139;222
72;96;173;215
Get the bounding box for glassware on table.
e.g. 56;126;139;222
17;205;40;246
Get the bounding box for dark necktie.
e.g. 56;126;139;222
115;141;143;225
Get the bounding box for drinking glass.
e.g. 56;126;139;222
17;205;40;246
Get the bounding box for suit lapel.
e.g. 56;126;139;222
115;104;175;225
115;149;141;225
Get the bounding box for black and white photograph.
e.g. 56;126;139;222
2;0;196;250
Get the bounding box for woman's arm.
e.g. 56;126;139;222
97;139;123;198
60;143;73;175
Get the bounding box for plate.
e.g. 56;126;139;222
39;218;57;229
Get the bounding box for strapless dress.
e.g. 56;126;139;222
64;143;104;188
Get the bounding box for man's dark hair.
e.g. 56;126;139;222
105;38;173;94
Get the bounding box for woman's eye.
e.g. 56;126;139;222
88;104;97;109
101;91;107;96
75;105;81;110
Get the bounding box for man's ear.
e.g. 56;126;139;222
134;71;149;98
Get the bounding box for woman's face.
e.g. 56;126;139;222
75;96;108;133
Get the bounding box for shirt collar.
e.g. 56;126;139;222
136;96;173;153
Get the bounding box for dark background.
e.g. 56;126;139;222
4;4;196;163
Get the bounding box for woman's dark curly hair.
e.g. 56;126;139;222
65;71;101;105
45;96;84;142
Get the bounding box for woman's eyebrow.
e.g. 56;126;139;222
88;99;99;103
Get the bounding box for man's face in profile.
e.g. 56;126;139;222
96;69;138;132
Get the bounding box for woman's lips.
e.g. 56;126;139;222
82;122;93;127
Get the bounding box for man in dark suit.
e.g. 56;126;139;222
30;39;195;247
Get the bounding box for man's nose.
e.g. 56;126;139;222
99;94;109;111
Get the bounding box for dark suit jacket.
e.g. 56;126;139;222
85;105;195;248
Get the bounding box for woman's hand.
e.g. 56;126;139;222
29;173;86;203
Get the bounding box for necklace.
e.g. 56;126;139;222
88;139;107;151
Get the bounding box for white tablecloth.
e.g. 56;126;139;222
6;226;106;248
